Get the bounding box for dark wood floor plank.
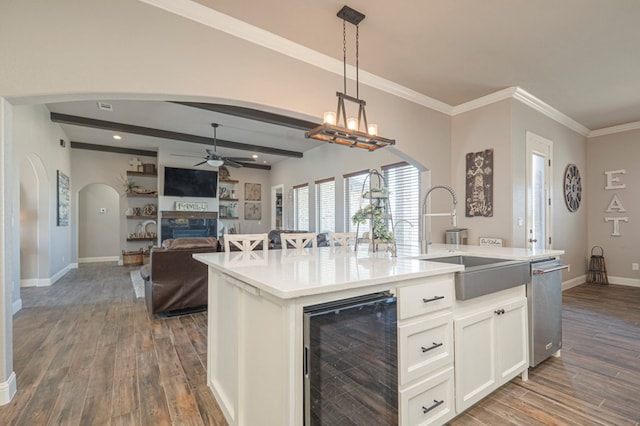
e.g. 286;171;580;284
1;264;638;426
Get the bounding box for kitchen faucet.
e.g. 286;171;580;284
420;185;458;254
390;219;414;257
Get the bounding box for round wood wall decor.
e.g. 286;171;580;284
564;163;582;212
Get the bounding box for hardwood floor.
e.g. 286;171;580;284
0;263;226;426
0;263;638;425
449;283;640;426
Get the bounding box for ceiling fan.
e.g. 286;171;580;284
174;123;256;168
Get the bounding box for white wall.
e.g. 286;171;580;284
452;100;513;245
13;105;71;289
588;129;640;286
511;101;588;283
78;184;120;261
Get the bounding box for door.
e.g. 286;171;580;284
525;132;552;250
495;298;528;383
454;309;497;412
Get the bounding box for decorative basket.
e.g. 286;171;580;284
122;249;143;266
586;246;608;285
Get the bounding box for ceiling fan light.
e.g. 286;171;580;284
207;158;224;167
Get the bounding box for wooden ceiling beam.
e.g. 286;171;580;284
50;112;303;158
173;102;319;131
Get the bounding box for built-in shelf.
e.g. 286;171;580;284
219;198;239;202
219;179;239;183
126;193;158;198
126;215;158;220
126;237;157;241
219;216;239;220
127;171;157;177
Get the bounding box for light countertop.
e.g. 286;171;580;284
194;243;564;300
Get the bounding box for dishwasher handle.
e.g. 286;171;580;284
533;264;569;275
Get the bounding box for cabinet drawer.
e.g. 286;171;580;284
399;312;453;386
397;276;454;320
399;367;455;426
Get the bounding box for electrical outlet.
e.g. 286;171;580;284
632;263;639;271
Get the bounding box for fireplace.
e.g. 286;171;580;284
161;211;217;241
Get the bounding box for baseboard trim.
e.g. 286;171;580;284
562;275;586;291
0;372;17;405
78;256;119;264
21;263;76;288
607;276;640;288
12;298;22;315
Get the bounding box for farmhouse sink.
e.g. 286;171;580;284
424;255;530;300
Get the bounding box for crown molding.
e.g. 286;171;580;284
452;87;590;136
139;0;451;115
451;87;518;115
512;88;590;136
588;120;640;138
141;0;609;135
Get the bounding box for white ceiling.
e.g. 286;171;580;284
196;0;640;131
48;1;640;162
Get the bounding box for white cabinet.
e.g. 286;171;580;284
454;297;528;412
397;274;456;426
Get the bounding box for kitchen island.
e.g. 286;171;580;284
194;244;563;425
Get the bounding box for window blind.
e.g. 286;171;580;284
316;179;335;232
293;184;309;231
383;163;420;249
344;171;370;237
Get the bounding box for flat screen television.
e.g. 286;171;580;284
163;166;218;198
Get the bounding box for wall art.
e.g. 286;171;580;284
465;148;493;217
57;170;70;226
244;202;262;220
245;182;261;201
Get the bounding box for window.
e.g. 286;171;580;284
383;162;420;250
293;184;309;231
316;178;335;232
344;170;370;237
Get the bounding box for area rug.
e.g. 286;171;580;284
130;270;145;299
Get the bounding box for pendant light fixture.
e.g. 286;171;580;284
305;6;395;151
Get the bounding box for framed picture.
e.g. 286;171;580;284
245;183;261;201
57;170;70;226
244;202;262;220
465;148;493;217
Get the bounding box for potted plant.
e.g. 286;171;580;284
119;174;139;195
351;203;394;244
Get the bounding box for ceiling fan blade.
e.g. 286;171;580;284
224;159;243;168
193;161;207;166
172;153;205;159
225;157;256;162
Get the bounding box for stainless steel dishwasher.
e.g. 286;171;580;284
528;258;569;367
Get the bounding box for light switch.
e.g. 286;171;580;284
517;217;524;227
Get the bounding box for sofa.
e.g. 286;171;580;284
267;229;329;249
140;237;218;316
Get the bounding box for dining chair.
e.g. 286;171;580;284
223;233;269;252
282;232;317;250
329;232;357;249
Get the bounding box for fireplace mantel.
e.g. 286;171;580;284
161;211;218;219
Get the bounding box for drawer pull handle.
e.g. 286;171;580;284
494;308;505;315
422;399;444;414
422;295;445;303
421;342;443;353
